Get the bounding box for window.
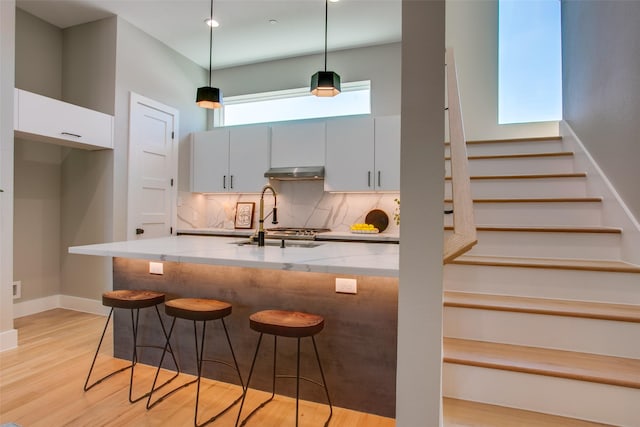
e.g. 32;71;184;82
498;0;562;124
216;80;371;127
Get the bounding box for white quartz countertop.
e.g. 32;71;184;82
69;235;399;277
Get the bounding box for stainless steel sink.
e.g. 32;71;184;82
231;239;323;248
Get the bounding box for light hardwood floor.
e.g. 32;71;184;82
0;309;611;426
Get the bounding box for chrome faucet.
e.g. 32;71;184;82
257;184;278;246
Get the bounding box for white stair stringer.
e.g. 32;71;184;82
455;229;621;260
445;137;565;157
444;262;640;305
442;363;640;427
446;153;576;176
445;175;588;199
444;306;640;359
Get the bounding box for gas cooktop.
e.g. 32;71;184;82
265;227;331;240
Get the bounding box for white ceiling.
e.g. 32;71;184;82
16;0;402;70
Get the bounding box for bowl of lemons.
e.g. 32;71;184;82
350;223;379;234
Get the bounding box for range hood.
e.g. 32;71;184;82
264;166;325;180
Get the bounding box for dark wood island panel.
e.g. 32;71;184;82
112;257;399;417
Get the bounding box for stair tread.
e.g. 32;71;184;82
446;151;573;161
444;136;563;146
445;172;587;180
443;398;613;427
444;197;602;203
443;338;640;389
451;254;640;273
444;291;640;323
444;225;621;234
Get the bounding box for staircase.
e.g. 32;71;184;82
442;136;640;426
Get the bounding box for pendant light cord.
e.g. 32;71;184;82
323;0;328;71
208;0;213;86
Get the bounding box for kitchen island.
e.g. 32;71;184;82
70;235;399;417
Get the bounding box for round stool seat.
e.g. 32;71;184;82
102;290;165;309
249;310;324;338
165;298;232;321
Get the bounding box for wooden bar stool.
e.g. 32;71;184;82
84;289;179;403
147;298;244;427
235;310;333;427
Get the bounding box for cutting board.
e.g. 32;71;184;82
365;209;389;232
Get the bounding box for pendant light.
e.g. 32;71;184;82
310;0;341;97
196;0;223;109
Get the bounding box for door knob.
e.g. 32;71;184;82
136;228;145;235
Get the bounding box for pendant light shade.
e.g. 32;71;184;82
310;0;340;97
310;71;341;97
197;0;223;109
196;86;222;109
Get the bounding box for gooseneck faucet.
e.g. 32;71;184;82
258;184;278;246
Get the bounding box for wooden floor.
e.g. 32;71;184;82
0;309;611;426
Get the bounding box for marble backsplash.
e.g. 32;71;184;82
177;180;400;234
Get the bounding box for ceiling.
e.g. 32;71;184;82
16;0;402;70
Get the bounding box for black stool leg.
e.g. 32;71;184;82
84;308;132;391
235;333;271;427
311;336;333;427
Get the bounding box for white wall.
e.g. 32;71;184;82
397;1;445;425
562;0;640;222
446;0;559;140
0;0;16;350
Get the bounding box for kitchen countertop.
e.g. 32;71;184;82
176;228;399;243
69;235;399;277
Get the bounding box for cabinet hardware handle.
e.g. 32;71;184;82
378;171;381;187
61;132;82;138
230;175;234;189
368;171;371;187
135;228;144;235
223;175;226;189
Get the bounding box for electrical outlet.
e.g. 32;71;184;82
335;278;357;294
149;262;164;275
12;281;21;299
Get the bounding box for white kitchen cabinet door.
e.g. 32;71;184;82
324;116;375;192
191;128;229;193
374;115;401;191
228;125;270;192
14;88;113;150
270;121;325;167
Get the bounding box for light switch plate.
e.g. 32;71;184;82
335;278;357;294
149;262;164;275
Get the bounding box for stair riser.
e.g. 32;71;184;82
445;140;564;157
445;177;587;199
446;156;575;176
444;202;603;227
444;264;640;304
454;230;621;260
442;364;640;427
444;307;640;359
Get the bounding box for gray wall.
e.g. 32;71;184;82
59;18;116;301
562;0;640;220
14;8;62;100
213;42;401;118
13;9;64;303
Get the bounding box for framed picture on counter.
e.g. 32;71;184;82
235;202;255;229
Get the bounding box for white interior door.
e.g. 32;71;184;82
128;93;178;240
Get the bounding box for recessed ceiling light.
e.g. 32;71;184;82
268;19;278;24
205;17;219;27
329;0;340;2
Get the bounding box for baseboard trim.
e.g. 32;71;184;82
0;328;18;352
13;294;108;319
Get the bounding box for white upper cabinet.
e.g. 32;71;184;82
14;88;114;150
270;121;326;167
325;115;400;192
191;125;270;193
